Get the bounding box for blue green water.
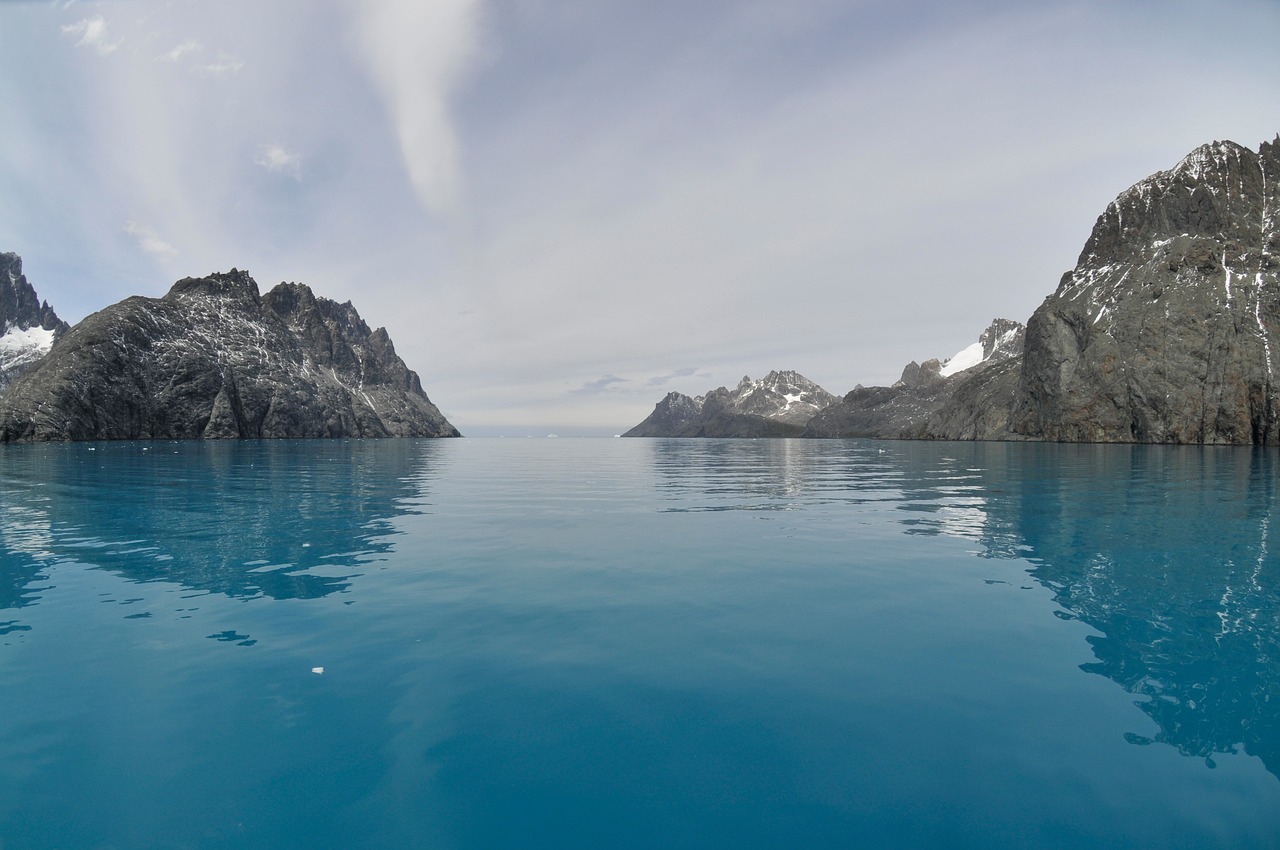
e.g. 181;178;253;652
1;438;1278;849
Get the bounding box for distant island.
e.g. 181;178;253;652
0;260;459;441
627;135;1280;445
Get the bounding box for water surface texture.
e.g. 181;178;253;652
1;438;1278;849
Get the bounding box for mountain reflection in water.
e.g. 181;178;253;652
645;439;1280;780
2;437;1277;790
0;439;438;614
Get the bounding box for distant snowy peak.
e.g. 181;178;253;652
624;370;836;436
940;318;1025;376
0;325;56;371
937;319;1026;378
721;369;838;424
0;252;70;393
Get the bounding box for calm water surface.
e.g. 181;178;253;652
1;438;1278;849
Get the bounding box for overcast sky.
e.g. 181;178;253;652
2;0;1279;435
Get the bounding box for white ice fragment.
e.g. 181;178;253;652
311;666;324;675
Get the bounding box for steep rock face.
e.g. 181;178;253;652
0;253;70;394
803;319;1026;439
0;270;460;441
1012;138;1280;444
622;391;705;437
623;370;836;437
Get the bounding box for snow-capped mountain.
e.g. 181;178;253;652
723;370;839;425
0;268;459;441
0;253;69;394
624;370;837;437
939;318;1025;378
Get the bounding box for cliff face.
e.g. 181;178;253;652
0;253;70;394
1011;138;1280;444
0;270;459;441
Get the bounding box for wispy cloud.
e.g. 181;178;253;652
124;221;178;259
354;0;484;215
570;375;628;396
255;144;302;179
62;16;121;55
196;51;244;76
159;40;202;63
646;367;703;387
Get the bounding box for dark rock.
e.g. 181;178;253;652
803;318;1026;439
1011;137;1280;444
0;270;459;441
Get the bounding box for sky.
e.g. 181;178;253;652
2;0;1279;436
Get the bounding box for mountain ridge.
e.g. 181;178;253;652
0;268;459;441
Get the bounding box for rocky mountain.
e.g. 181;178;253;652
0;268;460;441
0;253;70;394
624;370;837;437
1011;137;1280;443
803;319;1026;439
773;134;1280;445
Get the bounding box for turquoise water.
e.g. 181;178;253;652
1;438;1278;849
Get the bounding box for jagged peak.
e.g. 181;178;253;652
166;269;261;303
1170;139;1253;180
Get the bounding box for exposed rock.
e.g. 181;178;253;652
1011;137;1280;444
622;391;705;437
623;370;835;437
0;269;460;441
803;318;1026;439
0;253;70;394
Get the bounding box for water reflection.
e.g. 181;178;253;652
646;438;906;511
0;440;441;619
645;438;1280;779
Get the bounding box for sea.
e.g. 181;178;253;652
1;437;1278;850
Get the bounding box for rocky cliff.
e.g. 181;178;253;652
0;253;70;394
1011;138;1280;443
0;269;460;441
624;370;836;437
802;319;1026;439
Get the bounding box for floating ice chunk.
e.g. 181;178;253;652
311;666;324;675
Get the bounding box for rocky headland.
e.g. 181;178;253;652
0;267;459;441
628;135;1280;445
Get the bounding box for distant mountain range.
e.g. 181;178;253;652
0;267;459;441
623;370;837;437
4;134;1278;445
628;134;1280;445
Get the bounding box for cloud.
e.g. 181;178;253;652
62;16;121;55
646;367;702;387
160;41;202;63
353;0;484;215
255;144;302;179
124;221;178;259
196;51;244;75
569;375;628;396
